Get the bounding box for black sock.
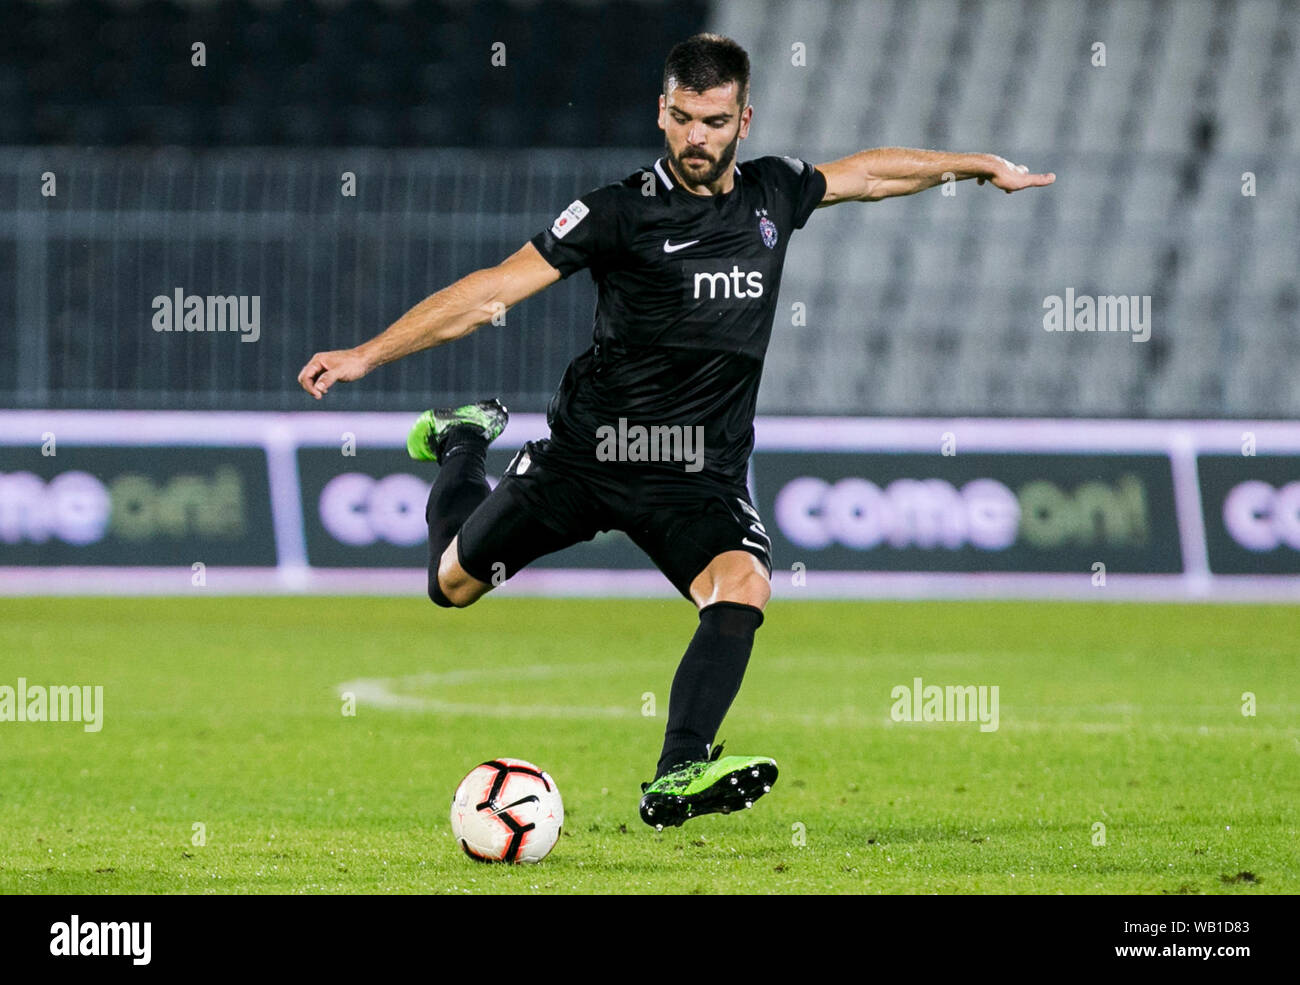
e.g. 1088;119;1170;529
655;601;764;778
426;429;490;606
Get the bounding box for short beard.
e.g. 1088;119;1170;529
666;130;741;190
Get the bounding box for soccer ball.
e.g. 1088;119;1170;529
450;758;564;863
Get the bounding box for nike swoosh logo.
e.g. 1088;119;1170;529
741;537;769;552
663;239;700;253
487;795;539;817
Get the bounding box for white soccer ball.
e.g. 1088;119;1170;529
450;758;564;863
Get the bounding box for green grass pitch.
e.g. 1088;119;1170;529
1;597;1296;894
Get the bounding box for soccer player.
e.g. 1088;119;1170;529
297;33;1053;829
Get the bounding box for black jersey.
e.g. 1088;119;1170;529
529;154;827;485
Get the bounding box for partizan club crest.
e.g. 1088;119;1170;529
756;208;778;249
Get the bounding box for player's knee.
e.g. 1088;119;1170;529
430;569;481;608
433;553;487;608
427;571;458;608
717;569;771;610
742;571;772;609
428;552;475;607
429;575;480;608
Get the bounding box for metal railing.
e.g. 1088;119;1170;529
1;147;1295;416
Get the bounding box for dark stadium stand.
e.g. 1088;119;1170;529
2;0;1296;417
6;0;707;148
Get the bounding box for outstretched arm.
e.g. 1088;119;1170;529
814;148;1055;206
296;241;561;399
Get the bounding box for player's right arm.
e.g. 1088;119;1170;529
297;241;561;399
814;148;1054;204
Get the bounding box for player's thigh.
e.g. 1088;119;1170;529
448;450;610;599
628;485;773;606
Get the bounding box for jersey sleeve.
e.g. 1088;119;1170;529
529;184;625;279
768;156;828;230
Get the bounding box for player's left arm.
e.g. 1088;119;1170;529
814;148;1055;205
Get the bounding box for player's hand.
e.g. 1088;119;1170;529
977;156;1055;193
297;347;372;400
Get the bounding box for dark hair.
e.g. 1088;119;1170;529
662;33;750;108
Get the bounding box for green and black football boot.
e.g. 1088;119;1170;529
638;742;778;830
406;398;509;462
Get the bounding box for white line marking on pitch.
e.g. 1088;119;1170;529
338;664;637;719
338;666;1300;733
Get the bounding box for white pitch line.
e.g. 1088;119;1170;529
339;665;636;719
337;667;1300;734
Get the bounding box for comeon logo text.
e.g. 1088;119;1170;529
774;474;1150;550
0;468;246;545
1223;480;1300;551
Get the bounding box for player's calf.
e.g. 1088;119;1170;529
413;399;509;608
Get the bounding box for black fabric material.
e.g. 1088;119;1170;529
655;601;764;778
425;432;491;607
454;481;597;584
528;155;828;486
461;438;771;601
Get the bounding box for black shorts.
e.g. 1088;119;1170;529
455;439;773;600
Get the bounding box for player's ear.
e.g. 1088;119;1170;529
657;94;667;131
738;104;753;139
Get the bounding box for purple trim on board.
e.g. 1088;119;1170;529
0;568;1297;603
